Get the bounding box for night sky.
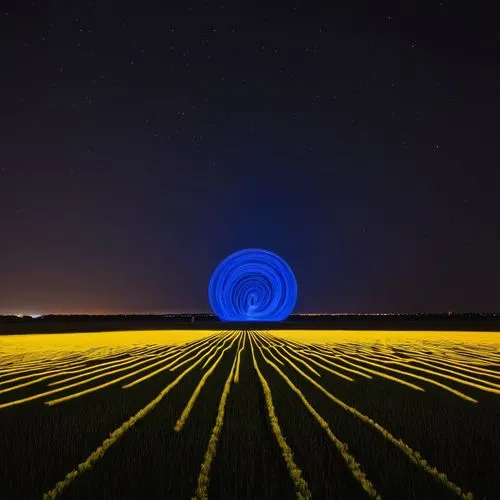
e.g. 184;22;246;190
1;2;499;315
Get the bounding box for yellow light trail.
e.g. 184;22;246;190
249;332;312;500
123;331;235;389
0;328;497;498
47;333;236;405
273;342;355;382
233;331;246;383
47;346;177;386
252;333;381;499
192;334;242;500
42;332;225;500
263;331;475;499
339;354;479;402
175;332;241;431
0;330;219;409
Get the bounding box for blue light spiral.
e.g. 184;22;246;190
208;249;297;321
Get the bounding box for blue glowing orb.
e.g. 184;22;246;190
208;248;297;321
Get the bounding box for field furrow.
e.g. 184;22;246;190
0;329;498;499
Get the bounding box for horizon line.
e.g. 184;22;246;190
1;311;498;318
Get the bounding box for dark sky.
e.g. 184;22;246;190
1;1;499;315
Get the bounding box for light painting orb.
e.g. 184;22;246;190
208;248;297;321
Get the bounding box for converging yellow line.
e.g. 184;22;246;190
42;334;224;500
252;332;381;499
265;333;474;500
249;332;312;500
192;334;242;500
234;331;247;383
175;332;241;431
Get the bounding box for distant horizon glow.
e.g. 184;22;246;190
1;309;498;317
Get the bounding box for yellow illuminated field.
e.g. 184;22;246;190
0;329;499;499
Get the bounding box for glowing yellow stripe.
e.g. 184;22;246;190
123;332;235;389
0;372;67;395
45;353;194;406
370;357;500;390
42;348;210;500
332;357;425;391
234;331;246;383
47;337;233;405
192;336;241;500
275;344;354;382
199;332;237;369
276;345;322;377
47;347;178;386
248;332;312;500
175;333;241;431
253;333;380;499
301;349;373;379
0;362;90;386
168;332;234;371
406;354;500;380
342;355;479;402
264;335;474;500
0;340;214;408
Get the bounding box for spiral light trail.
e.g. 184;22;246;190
208;249;298;321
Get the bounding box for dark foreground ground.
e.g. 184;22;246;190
0;329;498;499
1;313;499;334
